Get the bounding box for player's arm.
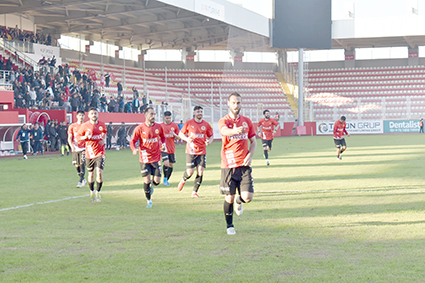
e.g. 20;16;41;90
344;127;350;137
178;130;193;143
273;124;279;136
130;129;139;155
220;123;245;136
257;125;262;137
205;135;214;146
67;132;75;152
242;136;257;166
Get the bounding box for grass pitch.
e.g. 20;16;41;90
2;134;425;282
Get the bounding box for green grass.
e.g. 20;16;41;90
2;134;425;282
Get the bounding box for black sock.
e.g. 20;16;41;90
80;164;85;180
264;150;268;159
224;201;234;228
183;171;191;181
163;166;169;178
76;166;81;175
193;174;203;192
152;180;160;186
96;182;103;192
89;182;95;191
144;183;151;200
168;167;173;179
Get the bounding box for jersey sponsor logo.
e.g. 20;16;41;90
242;122;248;128
263;126;272;130
165;133;174;138
90;134;103;140
143;137;158;143
229;133;248;140
190;133;205;138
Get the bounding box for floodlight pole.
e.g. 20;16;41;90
298;48;304;126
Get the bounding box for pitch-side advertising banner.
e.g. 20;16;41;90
384;120;420;133
316;120;383;135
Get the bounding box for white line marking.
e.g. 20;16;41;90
0;194;89;212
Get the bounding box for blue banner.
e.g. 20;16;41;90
384;120;420;133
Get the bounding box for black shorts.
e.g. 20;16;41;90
186;154;206;169
72;151;85;166
334;138;347;148
161;152;176;163
262;139;273;150
140;162;161;177
86;156;105;172
220;166;254;195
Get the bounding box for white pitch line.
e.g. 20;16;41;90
0;194;89;212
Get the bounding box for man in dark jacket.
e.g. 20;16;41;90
16;123;31;159
106;122;113;150
58;121;69;156
117;122;126;149
31;122;44;155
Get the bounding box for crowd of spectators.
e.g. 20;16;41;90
6;63;150;113
1;25;53;45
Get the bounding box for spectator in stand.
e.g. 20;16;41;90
106;122;113;150
124;101;132;113
31;122;44;155
132;86;139;97
100;94;107;112
70;93;81;112
16;123;31;159
105;73;110;87
108;96;117;113
28;87;36;107
118;96;124;113
132;94;140;113
117;81;123;96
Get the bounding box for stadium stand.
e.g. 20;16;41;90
305;66;425;121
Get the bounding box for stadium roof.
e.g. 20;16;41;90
0;0;269;51
2;0;425;52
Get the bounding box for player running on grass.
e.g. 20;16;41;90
68;110;87;188
333;115;350;160
78;108;107;203
177;106;214;198
257;110;279;166
160;111;179;186
218;92;256;235
130;106;165;208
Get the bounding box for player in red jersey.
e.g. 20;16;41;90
130;106;165;208
160;111;179;186
257;110;279;166
177;106;214;198
78;108;107;203
219;92;256;235
333;116;350;160
67;110;87;188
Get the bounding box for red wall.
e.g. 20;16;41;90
0;111;19;124
0;90;14;109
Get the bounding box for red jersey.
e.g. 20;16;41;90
68;122;85;151
258;118;279;140
218;114;256;168
333;120;348;139
180;119;213;155
161;122;179;154
78;121;107;159
130;123;165;163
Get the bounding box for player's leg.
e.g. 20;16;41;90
192;164;204;198
262;139;269;165
220;168;237;235
339;139;347;158
87;159;96;202
178;155;195;191
162;152;171;186
334;140;341;160
94;157;104;202
141;163;153;207
79;152;86;185
73;152;82;188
